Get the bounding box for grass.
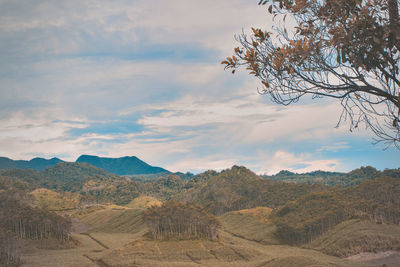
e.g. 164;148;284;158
77;206;147;234
21;206;381;267
305;219;400;257
124;195;162;209
219;207;280;245
95;230;365;266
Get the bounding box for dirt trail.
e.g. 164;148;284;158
81;233;110;249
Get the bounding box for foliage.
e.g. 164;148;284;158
223;0;400;147
141;174;186;200
31;188;81;211
3;163;142;205
0;175;72;266
272;191;349;244
143;202;220;240
0;228;21;267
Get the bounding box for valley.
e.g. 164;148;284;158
0;156;399;266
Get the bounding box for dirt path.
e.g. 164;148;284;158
80;233;110;249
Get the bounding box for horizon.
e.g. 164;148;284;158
0;0;399;175
0;154;397;176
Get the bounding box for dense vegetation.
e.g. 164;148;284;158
2;162;142;205
143;202;219;240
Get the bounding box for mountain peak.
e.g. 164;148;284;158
76;155;169;175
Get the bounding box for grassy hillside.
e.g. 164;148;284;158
306;219;400;257
125;195;162;209
219;207;280;245
96;230;363;267
77;206;147;234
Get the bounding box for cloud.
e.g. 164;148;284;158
0;0;398;173
258;150;341;175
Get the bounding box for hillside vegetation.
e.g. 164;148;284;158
144;202;220;240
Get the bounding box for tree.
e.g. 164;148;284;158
223;0;400;147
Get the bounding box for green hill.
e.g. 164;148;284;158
76;155;170;175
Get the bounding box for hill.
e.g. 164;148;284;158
76;155;170;175
3;162;142;205
0;156;63;172
306;219;400;258
179;166;326;215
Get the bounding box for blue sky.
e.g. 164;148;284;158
0;0;398;174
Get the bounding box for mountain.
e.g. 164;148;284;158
76;155;170;175
0;156;63;172
262;166;400;186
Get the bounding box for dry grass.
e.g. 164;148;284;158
219;209;280;245
78;206;147;234
95;230;365;267
230;206;272;222
125;195;162;209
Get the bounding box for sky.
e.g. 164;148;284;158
0;0;399;174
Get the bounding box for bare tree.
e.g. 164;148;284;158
223;0;400;148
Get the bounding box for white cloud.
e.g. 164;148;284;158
258;150;340;175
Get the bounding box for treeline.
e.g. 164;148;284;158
0;228;21;267
143;202;219;240
271;176;400;245
0;175;71;266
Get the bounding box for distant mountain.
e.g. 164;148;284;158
262;166;400;186
76;155;170;175
0;156;63;171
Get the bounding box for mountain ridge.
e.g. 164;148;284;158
0;155;170;176
76;154;170;175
